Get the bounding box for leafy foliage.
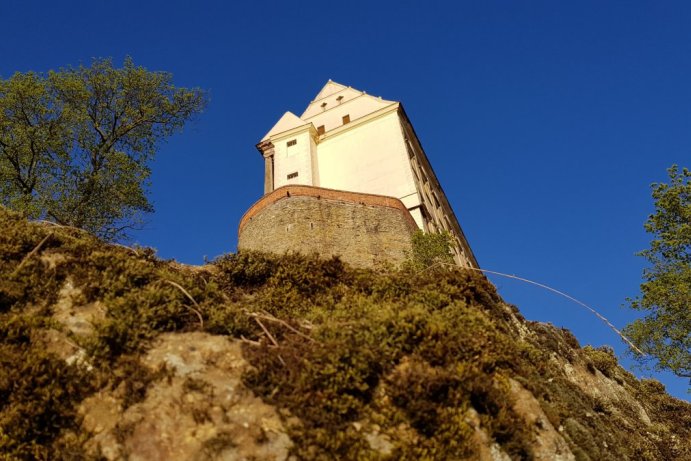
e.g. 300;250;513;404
0;58;206;240
407;230;454;270
624;165;691;380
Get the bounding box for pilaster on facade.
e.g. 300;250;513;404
256;140;275;194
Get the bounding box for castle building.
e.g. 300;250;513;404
245;80;478;268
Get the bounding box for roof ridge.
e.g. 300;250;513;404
311;80;353;102
301;93;367;120
260;111;310;141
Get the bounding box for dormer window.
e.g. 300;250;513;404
342;114;350;125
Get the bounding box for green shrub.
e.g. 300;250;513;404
1;207;689;460
583;345;619;378
407;230;454;270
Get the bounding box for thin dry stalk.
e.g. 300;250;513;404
240;335;262;346
418;262;645;356
34;219;137;254
253;318;286;366
254;317;279;347
163;279;204;328
34;220;88;234
109;242;140;255
12;232;53;277
299;320;315;330
248;310;316;343
34;219;66;228
472;267;646;356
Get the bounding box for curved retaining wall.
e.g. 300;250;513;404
238;185;418;268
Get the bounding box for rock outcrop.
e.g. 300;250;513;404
0;207;688;460
79;332;291;460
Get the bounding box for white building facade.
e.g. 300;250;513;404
256;81;478;268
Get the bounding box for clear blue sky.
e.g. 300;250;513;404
1;1;688;399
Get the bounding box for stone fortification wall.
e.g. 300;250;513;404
238;185;417;268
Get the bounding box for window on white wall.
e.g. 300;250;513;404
287;172;299;179
287;139;297;147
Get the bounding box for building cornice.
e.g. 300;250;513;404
318;102;400;142
257;102;400;152
257;123;319;152
255;139;274;157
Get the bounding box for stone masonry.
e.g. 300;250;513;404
238;185;418;268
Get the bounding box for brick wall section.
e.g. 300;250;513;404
237;186;418;268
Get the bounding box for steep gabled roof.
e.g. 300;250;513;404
260;82;399;142
312;80;349;101
261;111;309;141
301;81;396;120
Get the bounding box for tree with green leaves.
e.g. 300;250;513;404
0;58;206;240
624;165;690;381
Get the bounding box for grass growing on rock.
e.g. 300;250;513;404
0;206;689;460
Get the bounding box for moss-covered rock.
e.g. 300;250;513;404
0;207;688;460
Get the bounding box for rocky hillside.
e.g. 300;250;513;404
0;207;689;460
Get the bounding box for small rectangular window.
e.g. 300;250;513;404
317;125;325;135
342;114;350;124
287;139;297;147
287;172;299;179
